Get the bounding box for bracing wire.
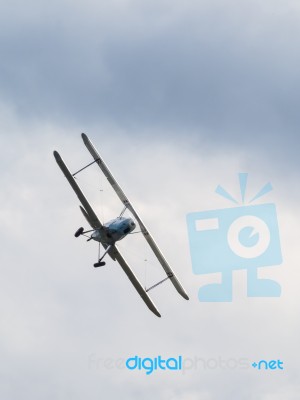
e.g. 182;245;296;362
144;259;148;290
99;166;105;223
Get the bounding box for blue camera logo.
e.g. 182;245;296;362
186;173;283;302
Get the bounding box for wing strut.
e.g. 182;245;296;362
146;273;173;293
72;158;100;177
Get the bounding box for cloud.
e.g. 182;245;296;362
0;124;299;399
1;0;300;153
1;1;300;398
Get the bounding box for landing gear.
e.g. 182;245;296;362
94;261;106;268
93;243;113;268
74;227;84;237
75;227;94;239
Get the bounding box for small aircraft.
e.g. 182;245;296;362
54;133;189;317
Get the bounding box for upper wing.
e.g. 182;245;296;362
53;150;102;230
54;150;160;316
109;245;161;317
81;133;189;300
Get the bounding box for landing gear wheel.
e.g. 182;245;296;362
74;227;84;237
94;261;106;268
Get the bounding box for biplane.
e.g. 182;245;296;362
53;133;189;317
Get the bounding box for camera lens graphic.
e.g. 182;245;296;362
227;215;271;259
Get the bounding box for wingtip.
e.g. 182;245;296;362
53;150;60;160
177;287;189;301
151;306;161;318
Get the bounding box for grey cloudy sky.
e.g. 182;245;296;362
1;1;300;399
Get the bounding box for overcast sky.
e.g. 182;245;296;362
1;1;300;399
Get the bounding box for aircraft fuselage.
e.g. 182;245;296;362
91;217;136;245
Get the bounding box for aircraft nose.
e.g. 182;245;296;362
127;218;136;228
